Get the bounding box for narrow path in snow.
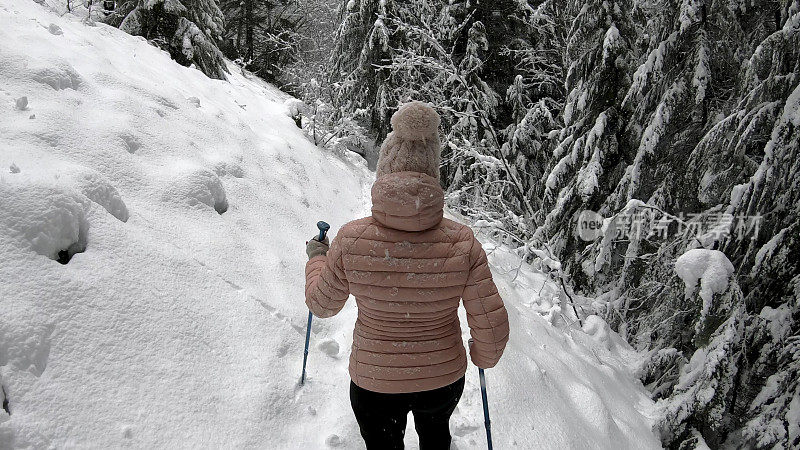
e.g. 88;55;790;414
290;207;662;449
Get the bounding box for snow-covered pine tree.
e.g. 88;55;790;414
219;0;271;62
329;0;402;138
501;78;555;217
579;0;746;347
499;0;570;219
220;0;304;81
650;249;746;446
458;0;528;114
532;0;636;256
399;1;537;235
656;300;748;448
118;0;229;79
564;2;800;446
606;0;742;215
736;239;799;448
721;7;800;443
439;17;538;238
278;0;340;91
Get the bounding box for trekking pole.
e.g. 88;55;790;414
300;310;313;386
468;339;493;450
300;221;330;386
478;367;493;450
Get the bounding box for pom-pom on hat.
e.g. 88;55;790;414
377;101;442;180
390;100;441;140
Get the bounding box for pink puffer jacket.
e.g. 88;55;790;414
305;171;509;393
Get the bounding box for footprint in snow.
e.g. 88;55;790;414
15;96;28;110
122;426;133;439
276;343;290;357
325;434;344;447
453;422;479;437
317;339;340;358
121;134;141;154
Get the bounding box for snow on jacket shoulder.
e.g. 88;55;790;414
305;171;509;393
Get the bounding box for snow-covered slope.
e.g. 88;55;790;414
0;0;661;448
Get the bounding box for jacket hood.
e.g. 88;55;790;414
371;172;444;232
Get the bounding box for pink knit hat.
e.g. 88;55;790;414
376;101;441;180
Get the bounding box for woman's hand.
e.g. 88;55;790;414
306;236;329;259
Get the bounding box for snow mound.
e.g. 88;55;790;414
30;61;82;91
0;45;82;92
3;163;129;223
0;177;88;262
207;155;246;179
162;167;228;214
284;98;306;117
564;381;618;435
675;249;735;306
65;168;129;222
0;316;53;381
582;314;630;353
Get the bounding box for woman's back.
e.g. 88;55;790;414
305;171;509;394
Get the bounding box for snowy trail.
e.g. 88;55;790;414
0;0;660;448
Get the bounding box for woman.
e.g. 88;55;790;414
304;101;509;450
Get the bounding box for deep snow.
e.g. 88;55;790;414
0;0;661;448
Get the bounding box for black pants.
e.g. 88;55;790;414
350;377;465;450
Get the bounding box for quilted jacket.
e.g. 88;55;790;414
305;171;509;393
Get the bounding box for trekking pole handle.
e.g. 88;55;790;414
317;221;330;241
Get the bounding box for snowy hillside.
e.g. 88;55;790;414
0;0;660;448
